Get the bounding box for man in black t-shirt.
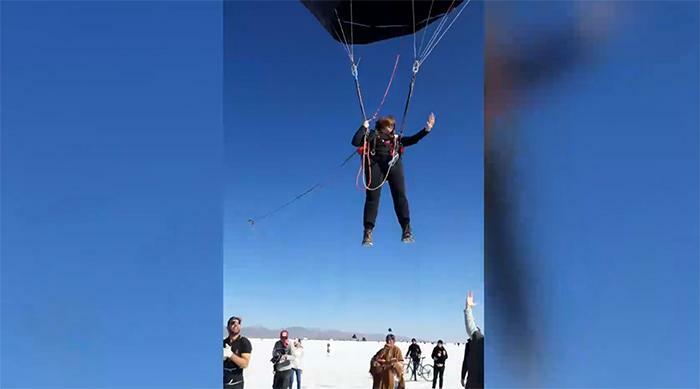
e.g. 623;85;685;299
223;316;252;389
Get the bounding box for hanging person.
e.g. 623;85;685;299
351;113;435;246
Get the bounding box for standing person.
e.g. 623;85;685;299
326;342;331;356
431;340;448;389
461;291;484;388
351;113;436;246
405;338;422;381
369;334;405;389
288;339;304;389
271;330;294;389
223;316;252;389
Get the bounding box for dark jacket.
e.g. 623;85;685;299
271;340;292;372
461;339;470;383
431;345;448;366
351;126;429;159
462;331;484;388
406;343;422;360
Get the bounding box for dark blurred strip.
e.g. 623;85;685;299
485;1;698;387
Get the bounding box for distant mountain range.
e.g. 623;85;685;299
234;325;458;344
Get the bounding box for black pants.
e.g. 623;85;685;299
410;358;420;380
223;370;244;389
272;370;292;389
364;158;410;229
432;364;445;389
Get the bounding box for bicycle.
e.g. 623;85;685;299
403;356;433;382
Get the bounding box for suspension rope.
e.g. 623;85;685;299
417;0;437;56
411;0;417;59
333;10;353;62
420;0;471;65
398;66;419;137
419;0;458;60
349;0;355;60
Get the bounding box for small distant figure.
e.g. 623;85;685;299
431;340;448;389
405;338;422;381
326;342;331;356
362;336;367;342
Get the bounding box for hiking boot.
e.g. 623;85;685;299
401;224;414;243
362;229;373;247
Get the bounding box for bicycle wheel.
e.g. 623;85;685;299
403;361;412;378
421;364;433;382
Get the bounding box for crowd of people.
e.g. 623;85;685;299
223;291;484;389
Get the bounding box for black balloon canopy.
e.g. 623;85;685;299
301;0;464;45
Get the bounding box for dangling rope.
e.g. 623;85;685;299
247;150;357;225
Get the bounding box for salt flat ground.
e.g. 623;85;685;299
242;339;465;389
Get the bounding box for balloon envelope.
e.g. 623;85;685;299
301;0;464;45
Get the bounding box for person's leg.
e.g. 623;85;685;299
363;161;384;230
412;359;419;380
387;160;410;229
296;369;302;389
371;372;381;389
285;370;293;389
439;366;445;388
432;365;438;388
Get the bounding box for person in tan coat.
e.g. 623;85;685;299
369;334;406;389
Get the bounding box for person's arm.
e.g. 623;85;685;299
401;128;429;146
400;113;435;146
228;339;252;369
229;353;251;369
272;342;284;360
351;121;370;147
464;291;478;337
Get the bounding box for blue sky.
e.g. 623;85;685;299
2;3;222;387
224;1;484;342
